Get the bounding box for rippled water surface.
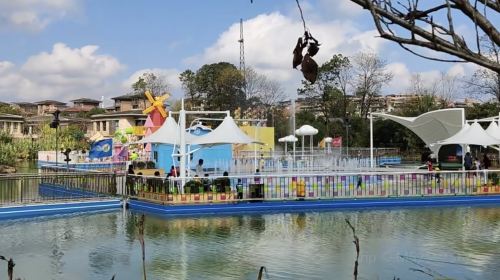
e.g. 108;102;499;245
0;206;499;280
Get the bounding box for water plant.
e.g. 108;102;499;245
345;219;360;280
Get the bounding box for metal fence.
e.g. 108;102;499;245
0;172;121;206
126;169;500;204
2;168;499;206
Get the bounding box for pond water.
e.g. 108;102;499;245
0;206;499;280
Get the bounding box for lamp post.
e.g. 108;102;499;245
50;110;61;166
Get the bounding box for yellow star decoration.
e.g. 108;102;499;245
143;90;170;118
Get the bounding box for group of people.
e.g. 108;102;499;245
464;152;491;171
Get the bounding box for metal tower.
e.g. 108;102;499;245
238;18;245;73
238;18;247;99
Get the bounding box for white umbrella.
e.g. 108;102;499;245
279;135;298;154
295;125;318;157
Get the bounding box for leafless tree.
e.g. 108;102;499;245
349;0;500;72
466;36;500;101
436;71;461;105
352;52;393;118
245;68;286;107
409;73;437;96
132;72;170;97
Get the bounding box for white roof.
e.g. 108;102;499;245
295;125;318;136
278;135;298;142
137;116;195;145
189;116;260;146
373;108;464;147
486;121;500;140
438;122;500;146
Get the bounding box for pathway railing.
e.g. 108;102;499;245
0;172;123;206
126;169;500;204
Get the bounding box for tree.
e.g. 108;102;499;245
77;107;106;118
465;102;500;119
298;55;352;135
179;62;245;112
349;0;500;72
132;72;170;96
466;36;500;102
179;70;201;109
352;52;393;119
0;104;21;115
245;68;286;107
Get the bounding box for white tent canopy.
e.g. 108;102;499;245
438;122;500;146
372;108;465;155
189;116;260;145
137;116;196;145
373;108;464;148
486;121;500;140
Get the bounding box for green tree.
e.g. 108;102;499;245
298;54;351;136
180;62;245;112
0;104;21;115
77;107;106;118
465;102;500;120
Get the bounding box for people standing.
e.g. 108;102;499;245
482;153;491;170
196;159;204;176
236;179;244;199
464;152;473;171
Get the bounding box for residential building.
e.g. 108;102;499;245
89;110;146;138
35;100;67;116
12;102;37;116
62;98;102;117
111;93;150;112
452;98;481;108
0;113;24;138
88;94;150;138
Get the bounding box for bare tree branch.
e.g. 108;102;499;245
349;0;500;72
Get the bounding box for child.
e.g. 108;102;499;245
236;179;244;199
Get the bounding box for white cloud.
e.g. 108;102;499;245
385;62;412;93
0;43;124;102
185;12;387;98
0;0;79;31
318;0;364;18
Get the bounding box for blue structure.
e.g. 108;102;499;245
128;195;500;216
153;124;232;173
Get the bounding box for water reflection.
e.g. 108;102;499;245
0;207;498;279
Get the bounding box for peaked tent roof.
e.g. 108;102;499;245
137;116;195;145
438;122;500;146
373;108;464;147
189;116;260;146
486;121;500;140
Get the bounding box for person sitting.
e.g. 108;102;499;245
214;171;230;192
202;173;212;192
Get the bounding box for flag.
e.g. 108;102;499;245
332;137;342;147
89;138;113;158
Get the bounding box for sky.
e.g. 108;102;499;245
0;0;481;106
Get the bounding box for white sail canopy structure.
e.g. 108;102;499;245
189;116;260;146
372;108;465;149
137;116;195;145
438;122;500;146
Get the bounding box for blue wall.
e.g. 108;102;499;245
153;126;232;173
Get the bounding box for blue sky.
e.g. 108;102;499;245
0;0;478;105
